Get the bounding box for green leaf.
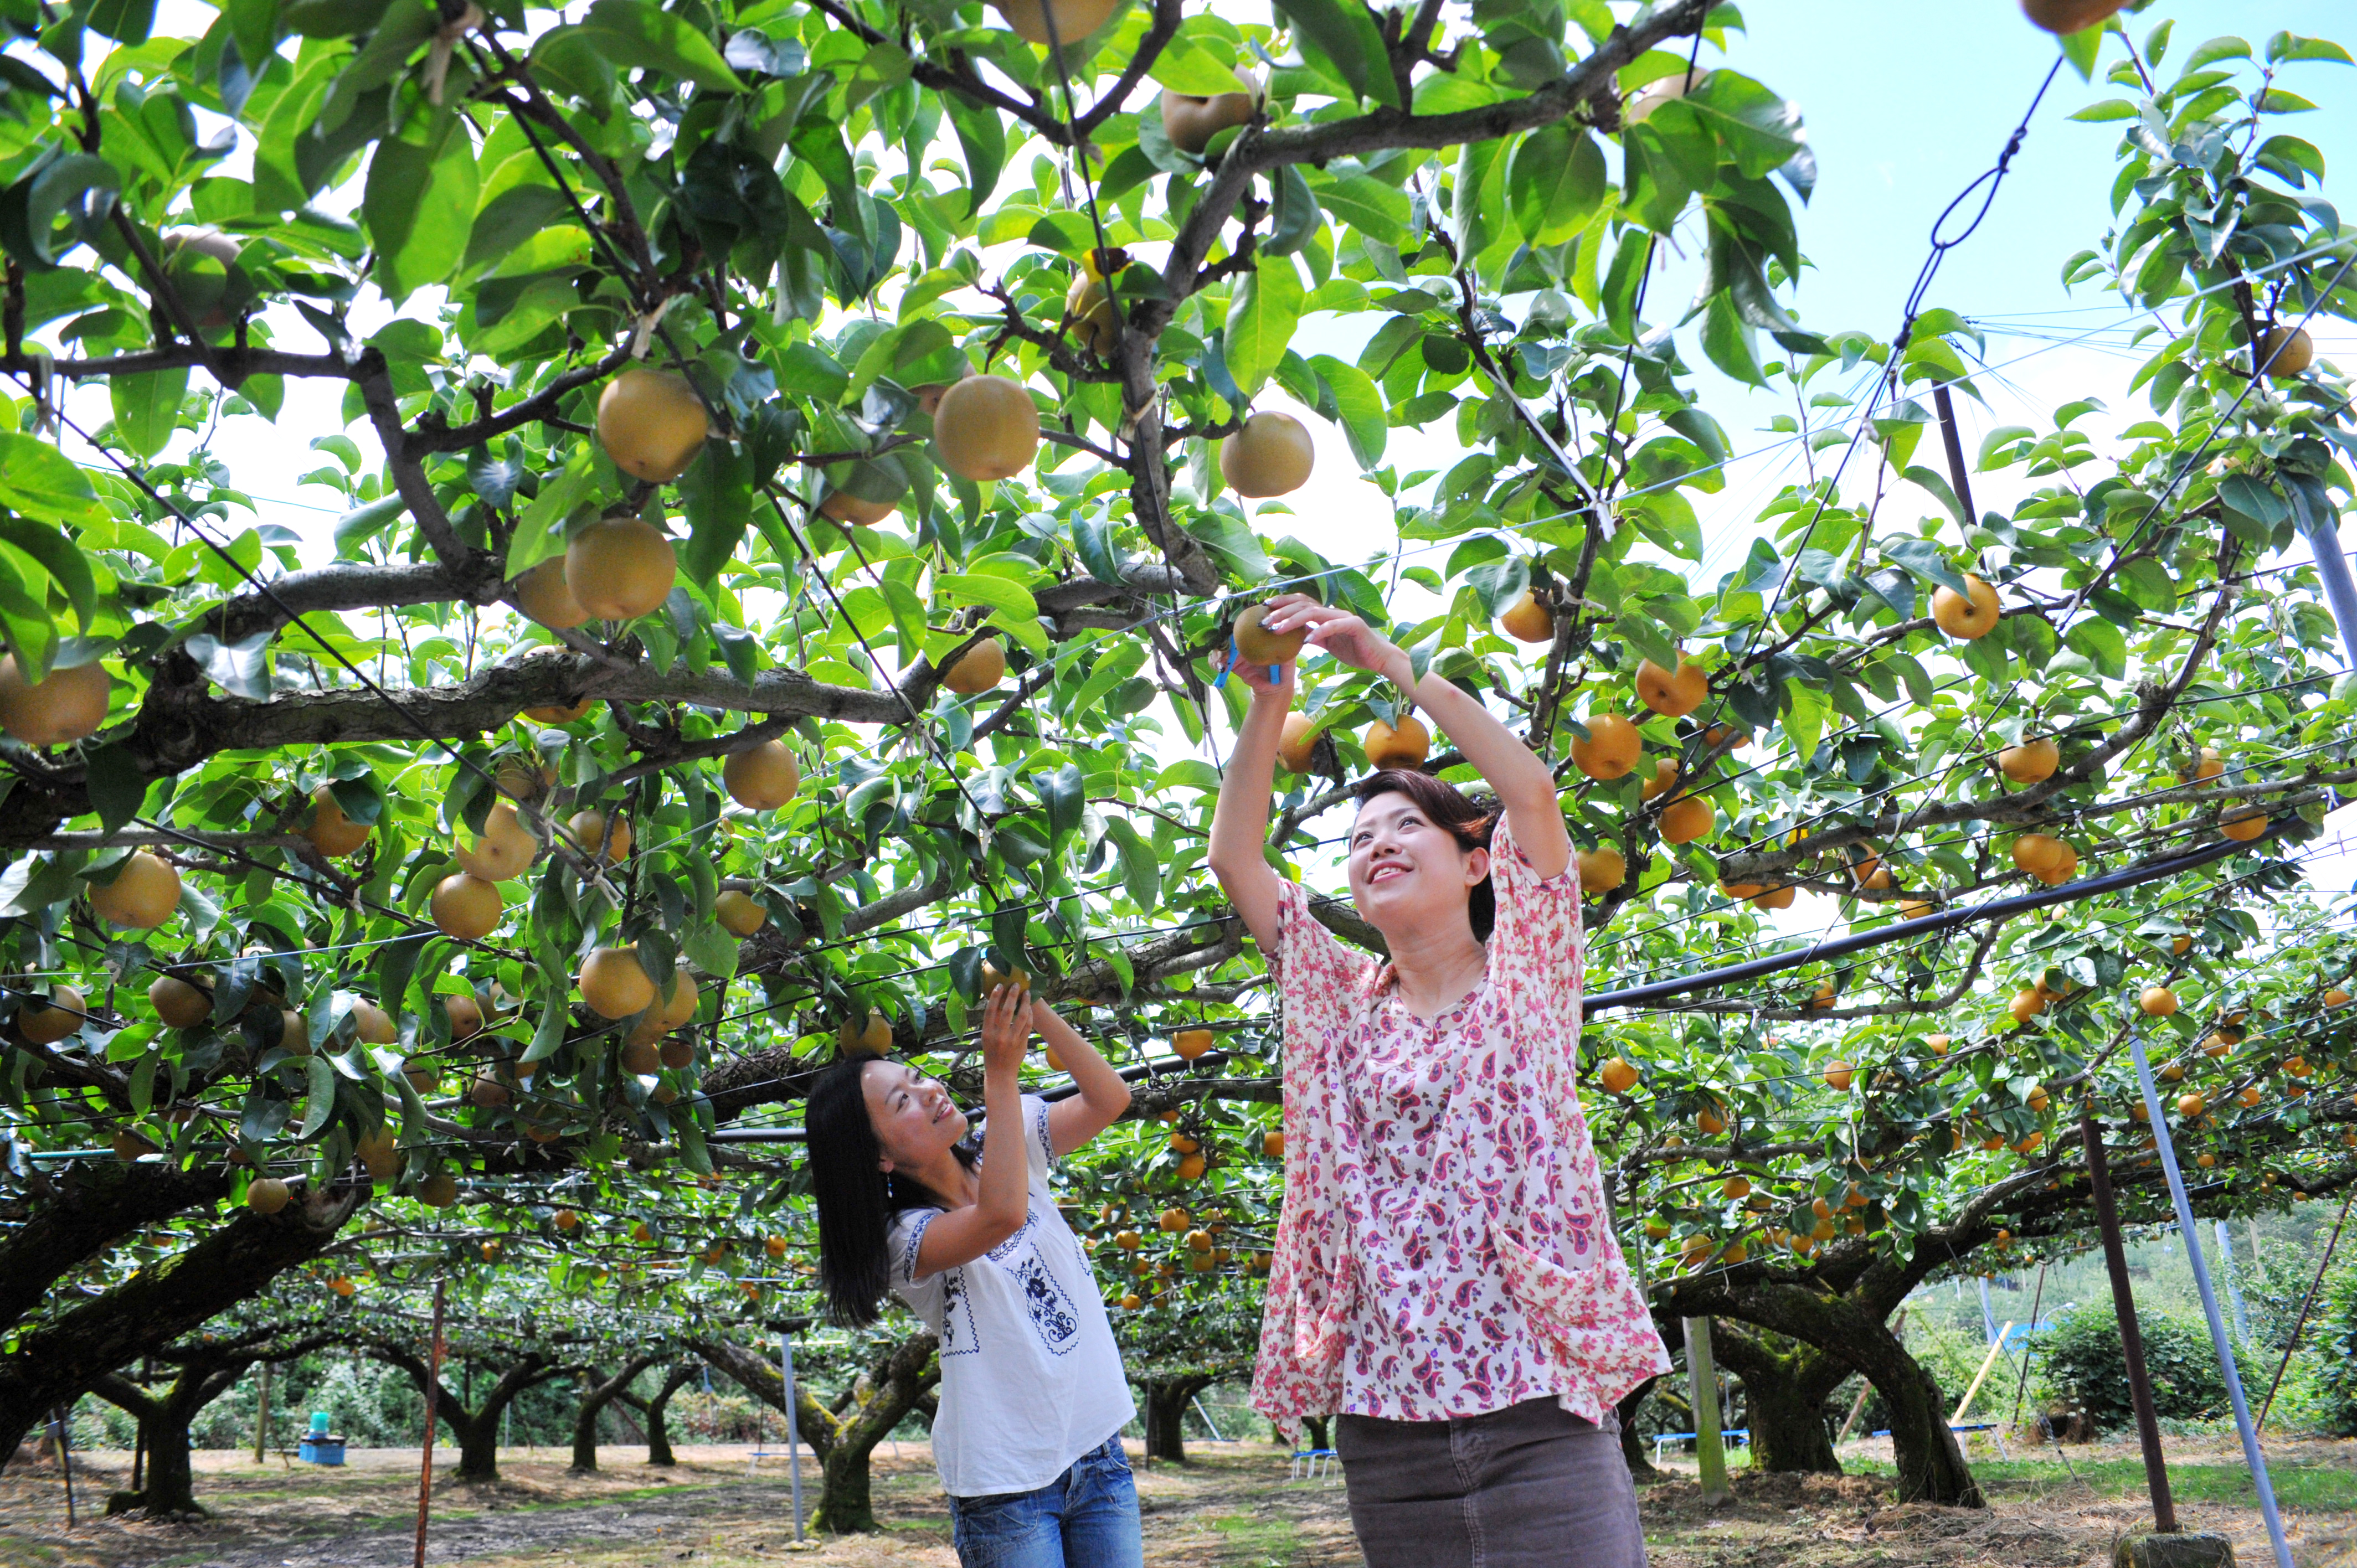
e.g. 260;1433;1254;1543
1311;172;1411;240
0;516;96;629
1187;512;1270;580
1224;257;1305;397
579;0;744;94
298;1052;337;1138
945;95;1006;220
1148;37;1250;96
937;571;1039;624
0;154;123;273
332;493;408;554
1073;512;1125;584
84;744;147;832
506;447;595;579
1902;465;1972;533
1880;537;1970;596
0;435;107;530
1508;123;1607;246
1680;71;1805;180
366;127;477;303
1270;0;1398;106
2068;99;2140;122
1309;354;1385;469
1041;762;1085;842
109;367;187;460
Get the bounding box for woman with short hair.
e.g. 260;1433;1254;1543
1208;594;1669;1568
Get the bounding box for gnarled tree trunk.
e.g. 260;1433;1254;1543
1615;1374;1664;1479
1139;1374;1216;1463
0;1185;361;1463
1710;1323;1848;1475
569;1356;657;1473
623;1363;703;1467
696;1331;939;1534
373;1345;567;1483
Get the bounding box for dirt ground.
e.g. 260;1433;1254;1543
2;1434;2352;1567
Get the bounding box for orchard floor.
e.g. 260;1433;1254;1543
7;1435;2357;1567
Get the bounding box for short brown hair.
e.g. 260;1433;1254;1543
1352;770;1500;941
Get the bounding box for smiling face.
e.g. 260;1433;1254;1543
860;1058;967;1172
1346;790;1489;942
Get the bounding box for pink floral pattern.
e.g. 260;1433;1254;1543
1249;816;1671;1430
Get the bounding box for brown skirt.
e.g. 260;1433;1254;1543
1334;1397;1647;1568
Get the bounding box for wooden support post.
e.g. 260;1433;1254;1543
1684;1316;1730;1502
253;1360;271;1464
414;1278;446;1568
2081;1111;2176;1533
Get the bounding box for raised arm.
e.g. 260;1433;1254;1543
1037;1003;1130;1156
1260;600;1570;880
1206;611;1302;955
910;983;1032;1277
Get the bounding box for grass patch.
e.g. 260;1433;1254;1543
1211;1511;1301;1565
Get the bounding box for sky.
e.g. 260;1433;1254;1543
32;0;2357;902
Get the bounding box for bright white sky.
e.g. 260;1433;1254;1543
36;0;2357;905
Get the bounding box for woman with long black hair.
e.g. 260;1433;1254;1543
1208;593;1670;1568
806;981;1141;1568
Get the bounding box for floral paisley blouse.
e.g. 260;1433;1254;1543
1248;816;1671;1428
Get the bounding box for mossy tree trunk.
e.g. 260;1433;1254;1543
0;1185;360;1464
1710;1323;1849;1475
1660;1272;1980;1507
694;1330;938;1534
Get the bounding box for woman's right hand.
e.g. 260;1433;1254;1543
978;982;1032;1077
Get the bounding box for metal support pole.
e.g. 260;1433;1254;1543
2287;478;2357;669
1979;1276;1998;1344
2080;1110;2178;1534
2216;1221;2253;1344
780;1333;804;1543
414;1278;446;1568
1684;1317;1730;1502
1933;382;1980;525
2130;1031;2294;1568
1192;1394;1226;1442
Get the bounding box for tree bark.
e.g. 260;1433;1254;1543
372;1345;566;1484
625;1363;702;1467
1655;1275;1980;1507
1616;1375;1663;1479
0;1161;233;1334
1139;1374;1216;1463
88;1330;340;1517
569;1356;656;1473
1710;1323;1848;1475
0;1185;360;1463
695;1332;939;1534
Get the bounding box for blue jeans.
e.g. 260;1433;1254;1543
947;1434;1143;1568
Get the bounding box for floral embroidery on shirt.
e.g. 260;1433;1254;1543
1249;815;1672;1431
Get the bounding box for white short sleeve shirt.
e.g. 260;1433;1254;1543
887;1095;1135;1496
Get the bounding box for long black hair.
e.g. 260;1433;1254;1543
806;1055;979;1327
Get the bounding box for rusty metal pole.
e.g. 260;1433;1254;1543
414;1278;446;1568
2080;1111;2176;1533
52;1405;75;1527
